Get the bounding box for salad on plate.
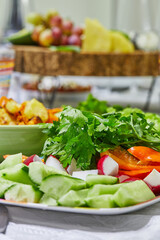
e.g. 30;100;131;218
1;94;160;210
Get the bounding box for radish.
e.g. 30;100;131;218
72;170;98;181
23;155;43;166
66;159;81;175
121;177;141;183
45;155;66;172
97;155;119;176
144;169;160;195
118;174;130;183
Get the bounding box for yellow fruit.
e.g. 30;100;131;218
23;99;48;123
82;18;112;52
110;31;134;53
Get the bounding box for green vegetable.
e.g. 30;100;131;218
40;174;86;200
85;194;116;208
5;184;43;203
29;162;68;185
77;94;108;114
58;189;88;207
2;163;33;185
49;45;80;52
113;180;155;207
39;194;57;206
0;153;22;170
86;175;118;187
42;105;160;170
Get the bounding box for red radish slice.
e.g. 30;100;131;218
97;155;119;176
66;159;81;175
121;177;141;183
144;169;160;195
72;170;98;181
23;155;43;166
46;155;66;172
118;174;130;183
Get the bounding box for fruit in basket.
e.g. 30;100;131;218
62;20;73;35
27;12;44;26
82;18;134;53
60;35;68;45
72;26;83;36
82;18;112;52
110;31;134;53
52;27;62;45
68;34;81;46
7;29;36;45
39;29;53;47
50;15;62;28
32;25;45;42
45;9;59;23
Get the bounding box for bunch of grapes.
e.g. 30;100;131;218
27;10;83;47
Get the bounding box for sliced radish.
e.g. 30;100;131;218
118;174;130;183
66;159;81;175
45;155;66;172
97;155;119;176
121;177;141;183
72;170;98;181
144;169;160;195
23;155;43;166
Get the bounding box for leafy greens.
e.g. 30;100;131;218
42;105;160;170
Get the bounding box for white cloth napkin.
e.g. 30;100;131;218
1;216;160;240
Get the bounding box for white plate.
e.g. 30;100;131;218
1;196;160;216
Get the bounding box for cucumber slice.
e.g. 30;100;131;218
86;175;118;187
0;153;22;170
0;178;16;198
40;194;57;206
29;162;68;185
40;174;86;200
2;163;33;185
85;194;116;208
113;180;155;207
87;183;124;197
5;184;42;203
58;189;88;207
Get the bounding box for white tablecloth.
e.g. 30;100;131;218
1;216;160;240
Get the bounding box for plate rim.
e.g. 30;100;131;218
1;196;160;215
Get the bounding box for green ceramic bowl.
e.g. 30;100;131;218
0;125;47;161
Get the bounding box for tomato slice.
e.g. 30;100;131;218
128;146;160;163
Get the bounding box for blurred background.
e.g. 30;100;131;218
0;0;160;112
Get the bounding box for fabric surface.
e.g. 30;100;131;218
0;216;160;240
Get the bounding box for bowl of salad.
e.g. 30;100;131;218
0;96;62;160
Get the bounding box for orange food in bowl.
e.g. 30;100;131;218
0;96;62;125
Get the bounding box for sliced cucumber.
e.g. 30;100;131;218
40;174;86;200
0;153;22;170
0;178;16;198
5;184;42;203
29;162;68;185
87;183;124;197
85;194;116;208
40;194;57;206
113;180;155;207
86;175;118;187
58;189;88;207
2;163;33;185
